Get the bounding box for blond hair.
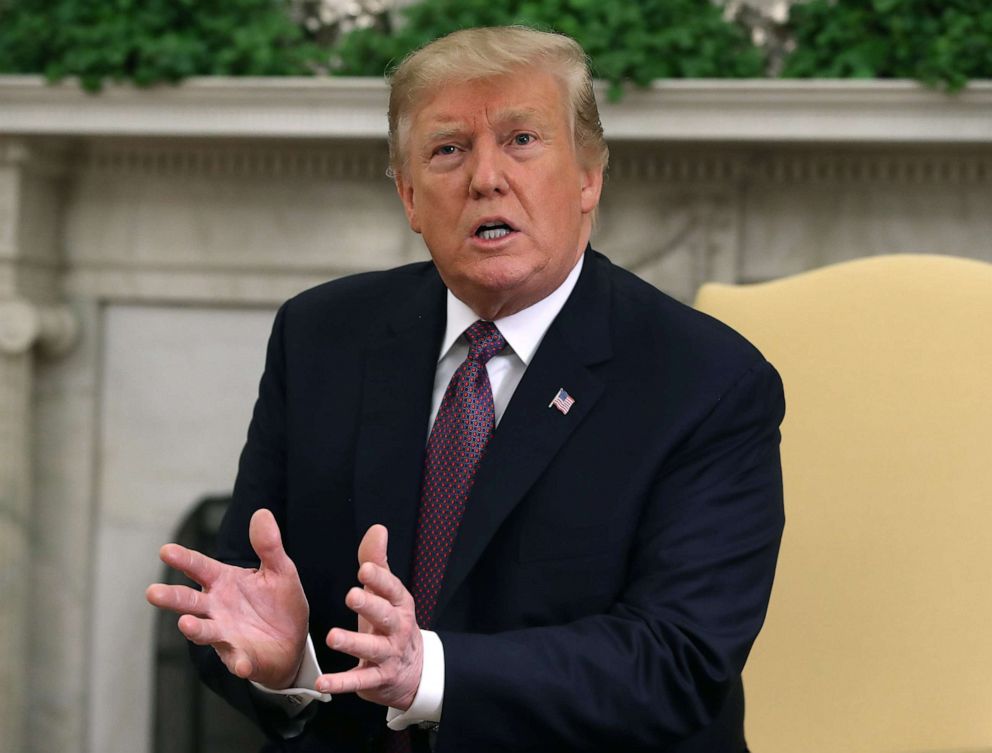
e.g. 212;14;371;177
387;26;609;176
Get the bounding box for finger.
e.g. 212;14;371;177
231;654;255;680
358;561;411;609
249;508;294;576
228;653;255;680
176;614;225;646
326;627;392;663
357;524;389;571
158;544;224;588
316;666;385;695
200;633;255;680
345;586;405;634
146;583;209;616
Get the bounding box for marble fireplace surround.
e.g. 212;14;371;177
1;77;991;753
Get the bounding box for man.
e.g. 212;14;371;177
147;26;784;753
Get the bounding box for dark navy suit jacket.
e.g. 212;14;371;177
194;248;785;752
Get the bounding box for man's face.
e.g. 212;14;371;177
394;69;603;319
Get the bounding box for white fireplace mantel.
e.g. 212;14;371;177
1;76;991;143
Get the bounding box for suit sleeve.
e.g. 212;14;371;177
437;359;785;751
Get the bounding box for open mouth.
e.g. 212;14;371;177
474;220;516;241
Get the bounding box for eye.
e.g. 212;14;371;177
512;133;535;146
433;144;458;156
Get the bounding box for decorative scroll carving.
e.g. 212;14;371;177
0;299;78;356
0;139;70;177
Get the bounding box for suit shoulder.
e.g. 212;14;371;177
285;261;435;315
262;260;439;350
603;259;771;381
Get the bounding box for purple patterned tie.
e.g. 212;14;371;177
411;320;506;628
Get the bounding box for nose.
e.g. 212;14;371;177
468;139;509;198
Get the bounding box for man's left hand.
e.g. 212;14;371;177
316;525;424;711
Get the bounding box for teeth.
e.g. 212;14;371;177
479;227;511;240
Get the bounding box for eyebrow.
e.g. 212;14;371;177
424;126;465;143
423;107;554;144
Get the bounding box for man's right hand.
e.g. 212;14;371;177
145;508;309;690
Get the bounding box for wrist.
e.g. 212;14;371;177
386;630;443;730
267;628;309;690
252;633;331;702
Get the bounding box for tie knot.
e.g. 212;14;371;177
464;320;505;364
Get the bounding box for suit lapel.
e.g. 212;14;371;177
352;269;446;585
433;250;614;621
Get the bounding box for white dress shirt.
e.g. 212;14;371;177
256;254;584;733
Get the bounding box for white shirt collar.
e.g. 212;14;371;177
438;254;584;365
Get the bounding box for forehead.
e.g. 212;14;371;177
408;71;570;135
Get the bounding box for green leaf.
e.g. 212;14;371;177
3;0;989;95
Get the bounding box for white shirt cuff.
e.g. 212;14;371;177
250;634;332;717
386;629;444;730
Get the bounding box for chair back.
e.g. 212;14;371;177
695;254;992;753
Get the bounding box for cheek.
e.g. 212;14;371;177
542;174;582;210
419;184;460;221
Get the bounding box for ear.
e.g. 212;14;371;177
394;171;422;234
579;164;604;215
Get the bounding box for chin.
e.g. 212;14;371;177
470;264;537;298
443;251;557;314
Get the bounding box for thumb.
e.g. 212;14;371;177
357;524;389;571
249;508;294;574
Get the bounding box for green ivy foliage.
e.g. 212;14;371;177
782;0;992;90
334;0;764;99
0;0;319;91
1;0;991;93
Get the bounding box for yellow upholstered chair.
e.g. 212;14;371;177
694;254;992;753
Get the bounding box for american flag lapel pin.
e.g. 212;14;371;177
548;387;576;415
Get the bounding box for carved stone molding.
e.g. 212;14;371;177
72;142;992;186
609;152;748;183
0;137;70;305
608;149;992;186
697;194;739;285
0;138;70;177
0;329;34;753
78;141;752;183
0;299;78;356
0;295;77;753
80;140;390;181
2;77;991;143
745;150;992;184
596;186;739;302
